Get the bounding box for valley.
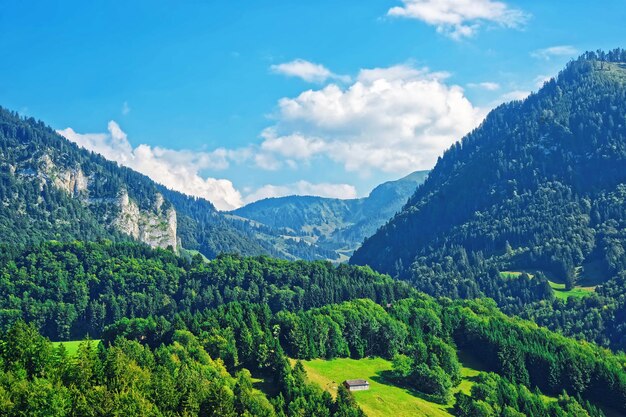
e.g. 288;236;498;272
230;170;429;261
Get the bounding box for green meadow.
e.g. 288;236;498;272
51;340;101;356
499;270;595;300
296;355;483;417
548;280;594;300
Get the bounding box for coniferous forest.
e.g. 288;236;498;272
353;50;626;351
1;21;626;415
1;241;624;416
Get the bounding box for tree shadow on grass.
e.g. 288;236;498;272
371;370;449;406
464;374;481;383
249;369;281;397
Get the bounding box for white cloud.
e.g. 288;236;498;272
57;122;359;209
387;0;529;39
244;181;357;204
258;64;485;174
57;122;245;211
467;81;500;91
254;152;282;171
497;90;531;103
270;59;350;83
122;101;130;115
534;74;553;88
357;65;449;83
531;45;578;60
260;131;326;160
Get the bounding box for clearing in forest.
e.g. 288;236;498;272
296;355;483;417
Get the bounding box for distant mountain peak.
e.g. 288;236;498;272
231;170;429;260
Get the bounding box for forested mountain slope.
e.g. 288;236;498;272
231;170;429;260
353;50;626;283
351;50;626;349
0;108;424;262
0;107;288;258
353;51;626;286
0;240;413;340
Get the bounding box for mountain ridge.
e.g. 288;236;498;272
0;107;427;262
352;50;626;282
231;170;429;259
0;107;280;258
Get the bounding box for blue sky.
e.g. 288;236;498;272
1;1;625;209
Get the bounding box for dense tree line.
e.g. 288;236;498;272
406;241;626;350
0;241;413;340
449;299;626;413
455;373;605;417
102;294;626;414
3;238;626;414
0;321;365;417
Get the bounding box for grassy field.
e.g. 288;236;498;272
180;248;210;262
499;270;533;280
547;281;594;300
499;270;595;300
295;354;484;417
51;340;100;356
455;351;483;396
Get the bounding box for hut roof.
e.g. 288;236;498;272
344;379;368;386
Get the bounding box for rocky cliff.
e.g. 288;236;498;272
15;153;178;250
114;190;178;250
0;106;292;259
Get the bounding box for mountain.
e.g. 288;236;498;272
0;107;281;258
0;107;426;263
346;50;626;351
352;50;626;298
5;57;626;415
336;170;431;245
230;170;429;260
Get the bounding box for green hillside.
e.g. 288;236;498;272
297;355;487;417
351;49;626;350
0;239;617;417
299;357;453;417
